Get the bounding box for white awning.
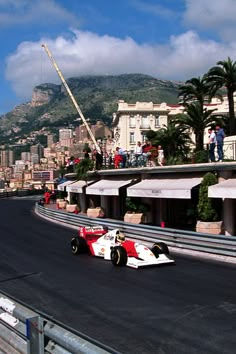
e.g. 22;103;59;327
57;180;74;191
208;179;236;198
66;180;94;193
86;179;132;196
127;178;202;199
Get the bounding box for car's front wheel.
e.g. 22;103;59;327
151;242;169;257
71;236;87;255
111;246;127;266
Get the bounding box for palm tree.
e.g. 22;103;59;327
179;75;216;108
174;102;217;151
146;123;191;163
207;57;236;135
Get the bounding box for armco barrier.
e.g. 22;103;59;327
0;291;118;354
35;204;236;258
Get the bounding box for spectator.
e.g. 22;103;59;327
142;140;152;166
157;145;165;166
44;190;51;204
114;147;123;168
215;124;225;162
208;128;216;162
134;141;143;166
93;149;103;170
38;199;44;206
118;147;127;168
142;140;152;154
50;190;57;203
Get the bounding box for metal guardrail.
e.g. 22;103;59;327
35;204;236;258
0;291;117;354
0;190;17;198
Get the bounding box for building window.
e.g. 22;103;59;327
142;133;147;143
130;132;135;144
155;116;160;127
141;116;149;129
129;116;136;128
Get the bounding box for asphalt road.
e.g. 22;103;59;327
0;199;236;354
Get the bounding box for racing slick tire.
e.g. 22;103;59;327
151;242;169;257
111;246;127;266
71;236;87;255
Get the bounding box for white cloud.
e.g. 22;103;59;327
132;0;177;18
183;0;236;41
5;29;236;101
0;0;79;26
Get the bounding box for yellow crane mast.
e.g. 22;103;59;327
41;43;101;154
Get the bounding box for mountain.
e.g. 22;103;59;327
0;74;182;144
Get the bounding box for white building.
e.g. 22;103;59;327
59;128;73;148
112;95;236;152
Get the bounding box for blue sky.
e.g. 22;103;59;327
0;0;236;114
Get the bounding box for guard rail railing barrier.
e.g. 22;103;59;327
0;291;118;354
35;204;236;258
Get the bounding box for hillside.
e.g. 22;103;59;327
0;74;182;143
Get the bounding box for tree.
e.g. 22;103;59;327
179;75;216;108
207;57;236;135
74;158;94;181
146;122;191;163
197;172;220;222
174;102;216;151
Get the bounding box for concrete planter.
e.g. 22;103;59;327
87;207;104;218
58;201;67;209
196;220;224;235
66;204;80;213
124;212;144;224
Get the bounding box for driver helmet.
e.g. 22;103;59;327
116;231;125;243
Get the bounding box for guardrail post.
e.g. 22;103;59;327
26;316;44;354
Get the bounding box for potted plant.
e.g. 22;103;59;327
196;172;223;234
124;197;149;224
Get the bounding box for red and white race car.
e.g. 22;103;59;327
71;225;174;269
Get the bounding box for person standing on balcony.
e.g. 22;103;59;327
134;141;143;166
157;145;165;166
114;147;123;168
208;128;216;162
118;147;127;168
142;140;152;166
215;124;225;162
93;149;103;170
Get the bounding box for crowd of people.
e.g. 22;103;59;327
82;141;165;170
208;124;225;162
64;126;225;172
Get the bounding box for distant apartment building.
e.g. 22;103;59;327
30;144;44;162
59;129;73;147
43;147;57;159
31;153;40;164
21;152;31;162
75;121;113;147
47;134;55;147
91;120;113;140
0;149;14;167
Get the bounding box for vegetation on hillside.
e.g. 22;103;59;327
0;74;181;144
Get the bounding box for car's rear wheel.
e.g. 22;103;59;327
71;236;87;255
151;242;169;257
111;246;127;266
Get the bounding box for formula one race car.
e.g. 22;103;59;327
71;226;174;269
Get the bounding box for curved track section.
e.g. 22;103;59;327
0;200;236;354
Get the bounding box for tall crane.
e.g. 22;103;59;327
41;43;101;154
